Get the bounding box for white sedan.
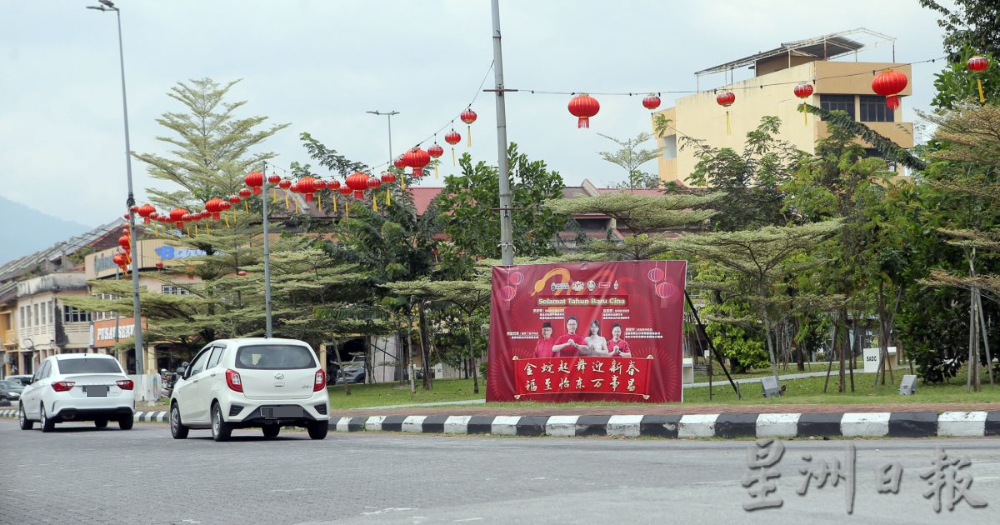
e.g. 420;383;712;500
169;338;330;441
18;354;136;432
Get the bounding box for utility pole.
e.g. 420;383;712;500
367;110;399;166
491;0;515;266
263;161;273;338
88;0;144;374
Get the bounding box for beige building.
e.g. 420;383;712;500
656;29;914;184
12;274;93;374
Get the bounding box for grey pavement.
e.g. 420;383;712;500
1;419;998;524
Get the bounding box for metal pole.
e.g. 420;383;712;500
387;113;394;164
491;0;514;266
111;6;144;375
262;161;273;338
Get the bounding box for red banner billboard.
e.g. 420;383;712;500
487;261;686;403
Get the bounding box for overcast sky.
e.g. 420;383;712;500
1;0;950;227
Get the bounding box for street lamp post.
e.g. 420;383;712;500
366;110;399;167
490;0;515;266
87;0;144;375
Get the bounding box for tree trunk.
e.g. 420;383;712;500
468;320;479;394
418;302;433;390
824;317;839;394
406;311;416;394
793;316;805;372
839;308;847;393
331;337;350;396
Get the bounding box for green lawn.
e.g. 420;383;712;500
692;361;863;383
326;379;486;410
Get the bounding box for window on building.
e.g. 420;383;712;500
161;285;192;296
92;293;120;321
819;95;855;120
40;303;45;325
48;301;53;324
19;306;24;328
859;95;894;123
864;148;897;171
63;306;91;324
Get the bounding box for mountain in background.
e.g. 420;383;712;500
0;195;92;265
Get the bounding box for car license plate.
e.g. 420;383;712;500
262;406;302;419
86;386;109;398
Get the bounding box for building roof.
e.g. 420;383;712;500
695;28;894;76
0;219;123;283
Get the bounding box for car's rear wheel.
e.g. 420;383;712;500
18;404;33;430
118;416;134;430
170;403;189;439
307;421;328;440
40;404;55;433
211;403;232;442
262;425;280;438
95;419;108;429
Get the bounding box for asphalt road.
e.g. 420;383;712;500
1;420;998;524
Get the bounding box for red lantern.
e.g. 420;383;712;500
135;204;155;224
129;205;139;213
206;198;225;220
155;261;164;269
793;83;814;99
346;172;370;199
314;179;327;190
871;70;908;110
367;177;382;189
568;94;600;129
793;83;814;125
381;172;397;184
428;143;444;159
237;270;248;277
444;129;462;166
716;91;736;135
118;235;131;252
460;107;477;146
219;200;231;211
967;55;989;102
642;94;661;110
297;176;317;202
394;157;407;169
227;195;241;205
403;148;431;178
244;171;264;195
278;179;292;190
328;180;341;190
267;173;281;185
238;188;252;198
338;186;351;196
169;208;189;228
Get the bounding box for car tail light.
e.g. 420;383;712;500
117;379;134;390
226;369;243;392
52;381;75;392
314;369;326;392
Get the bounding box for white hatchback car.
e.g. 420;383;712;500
18;354;135;432
169;338;330;441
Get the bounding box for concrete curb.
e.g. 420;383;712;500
3;410;999;439
0;409;170;422
322;411;1000;439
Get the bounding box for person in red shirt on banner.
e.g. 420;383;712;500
609;323;632;357
533;322;556;358
553;316;587;357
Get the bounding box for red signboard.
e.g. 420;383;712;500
487;261;686;403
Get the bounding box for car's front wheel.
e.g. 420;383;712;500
40;404;55;433
211;403;232;442
118;416;133;430
307;421;328;440
170;403;189;439
262;425;280;438
18;404;33;430
95;419;108;429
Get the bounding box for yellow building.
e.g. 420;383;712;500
656;29;914;184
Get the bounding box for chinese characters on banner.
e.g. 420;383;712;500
487;261;686;403
513;356;653;399
742;440;987;514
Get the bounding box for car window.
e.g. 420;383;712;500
235;345;316;370
207;346;223;369
36;362;50;381
187;349;212;377
57;358;123;375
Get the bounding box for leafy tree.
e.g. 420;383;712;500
597;132;664;190
436;144;567;259
545;192;721;260
684;116;798;231
134;78;289;210
931;47;1000;109
919;0;1000;59
670;221;842;387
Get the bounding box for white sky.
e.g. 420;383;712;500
1;0;950;227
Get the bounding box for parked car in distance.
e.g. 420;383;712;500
334;366;366;385
169;338;330;442
0;380;24;403
4;375;33;387
18;354;135;432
